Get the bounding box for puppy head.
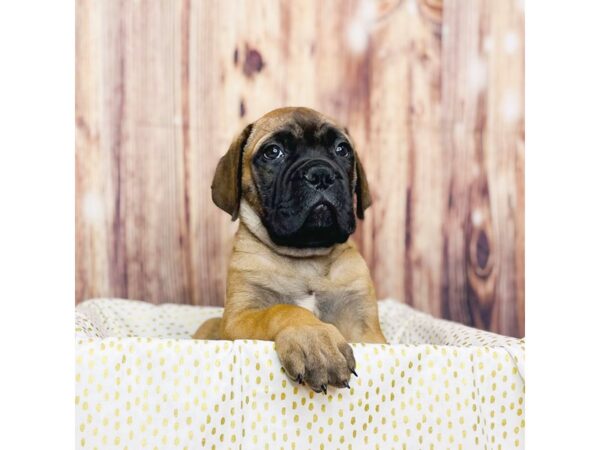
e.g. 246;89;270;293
212;107;371;249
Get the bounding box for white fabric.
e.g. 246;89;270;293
75;298;525;449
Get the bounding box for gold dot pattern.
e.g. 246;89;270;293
76;298;525;449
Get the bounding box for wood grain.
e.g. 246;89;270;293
76;0;524;337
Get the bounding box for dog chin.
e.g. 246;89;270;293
268;204;352;249
269;226;350;249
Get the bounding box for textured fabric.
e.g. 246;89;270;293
75;298;525;449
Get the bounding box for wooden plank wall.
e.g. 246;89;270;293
76;0;525;337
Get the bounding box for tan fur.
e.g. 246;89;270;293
192;317;222;340
193;107;386;392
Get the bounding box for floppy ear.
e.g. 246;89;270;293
355;154;372;219
211;123;253;220
344;127;372;219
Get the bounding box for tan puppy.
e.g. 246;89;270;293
193;107;386;393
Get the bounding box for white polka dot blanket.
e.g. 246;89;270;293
75;298;525;449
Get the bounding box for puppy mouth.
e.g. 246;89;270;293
304;201;336;229
265;200;350;248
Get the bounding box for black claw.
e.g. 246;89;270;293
296;374;304;384
343;381;351;389
350;369;358;377
321;384;328;395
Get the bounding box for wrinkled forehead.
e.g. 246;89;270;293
246;109;349;155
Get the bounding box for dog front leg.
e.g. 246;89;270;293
222;303;357;393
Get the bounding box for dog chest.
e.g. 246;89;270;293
291;287;368;324
294;292;320;318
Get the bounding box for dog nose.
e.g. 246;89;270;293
303;165;335;190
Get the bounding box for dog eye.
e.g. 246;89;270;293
262;145;284;161
335;143;351;157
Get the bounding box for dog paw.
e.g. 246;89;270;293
275;323;356;393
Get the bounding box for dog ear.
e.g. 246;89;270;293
355;154;372;219
211;123;253;220
344;127;372;219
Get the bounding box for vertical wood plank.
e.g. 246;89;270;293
76;0;128;301
486;0;525;336
396;0;444;317
441;0;524;336
76;0;111;301
121;1;193;303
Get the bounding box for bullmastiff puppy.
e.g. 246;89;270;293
193;107;387;393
